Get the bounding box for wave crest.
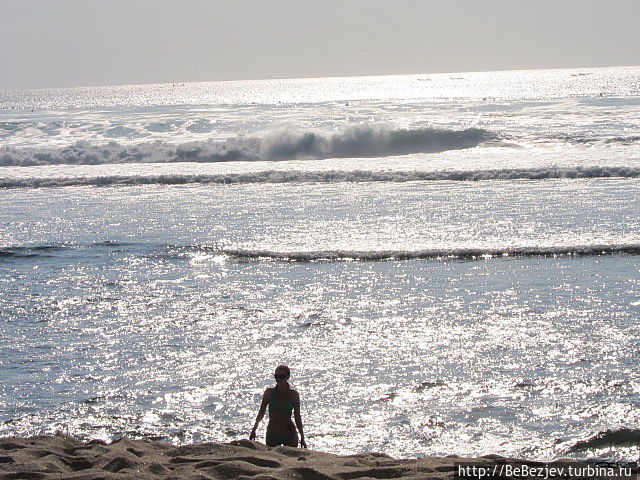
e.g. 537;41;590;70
2;166;639;189
0;126;492;167
4;243;638;263
215;244;640;262
568;428;640;451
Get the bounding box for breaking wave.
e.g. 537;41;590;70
3;242;639;263
529;133;640;146
211;244;640;262
0;126;492;167
1;166;639;189
568;428;640;452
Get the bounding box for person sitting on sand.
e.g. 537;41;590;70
249;365;307;448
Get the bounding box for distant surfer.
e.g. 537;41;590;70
250;365;307;448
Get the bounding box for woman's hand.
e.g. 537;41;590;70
249;428;256;441
300;437;307;449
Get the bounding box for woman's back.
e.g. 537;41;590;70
268;387;294;416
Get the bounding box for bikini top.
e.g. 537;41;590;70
268;388;294;415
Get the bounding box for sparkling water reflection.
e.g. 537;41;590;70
1;181;638;461
1;68;639;461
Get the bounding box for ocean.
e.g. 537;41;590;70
0;66;639;461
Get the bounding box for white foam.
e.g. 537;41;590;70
0;126;492;167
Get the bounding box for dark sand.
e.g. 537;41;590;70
0;435;628;479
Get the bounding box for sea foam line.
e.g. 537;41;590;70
1;166;639;189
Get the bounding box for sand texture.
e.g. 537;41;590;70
0;435;623;480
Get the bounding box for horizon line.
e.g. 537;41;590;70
2;63;638;93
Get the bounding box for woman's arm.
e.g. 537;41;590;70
292;390;307;448
249;389;270;441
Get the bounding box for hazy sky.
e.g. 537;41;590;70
1;0;639;89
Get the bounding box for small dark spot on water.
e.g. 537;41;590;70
414;381;445;392
82;395;106;404
93;240;133;248
377;392;397;402
515;382;535;388
160;412;182;422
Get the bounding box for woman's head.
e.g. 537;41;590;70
274;365;290;385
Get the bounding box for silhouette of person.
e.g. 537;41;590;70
250;365;307;448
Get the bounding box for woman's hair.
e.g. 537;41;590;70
275;364;291;379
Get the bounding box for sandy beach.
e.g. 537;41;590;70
1;434;630;480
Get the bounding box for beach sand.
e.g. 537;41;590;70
0;434;616;480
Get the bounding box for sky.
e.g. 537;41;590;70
1;0;639;89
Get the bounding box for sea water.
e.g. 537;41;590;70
0;67;639;461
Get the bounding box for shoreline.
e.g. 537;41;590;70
0;435;636;480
